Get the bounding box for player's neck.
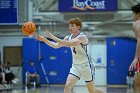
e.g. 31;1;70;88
135;19;140;23
72;31;81;38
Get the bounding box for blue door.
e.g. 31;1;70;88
107;37;136;84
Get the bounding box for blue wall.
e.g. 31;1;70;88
22;37;136;85
22;38;72;84
107;37;136;84
22;38;40;84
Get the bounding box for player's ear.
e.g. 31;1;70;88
77;26;80;30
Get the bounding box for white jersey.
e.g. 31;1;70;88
66;32;89;64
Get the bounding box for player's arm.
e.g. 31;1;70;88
44;30;88;46
134;23;140;59
35;34;62;49
129;22;140;71
52;36;80;46
51;35;87;46
63;35;87;46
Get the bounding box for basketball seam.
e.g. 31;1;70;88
22;22;36;35
22;24;30;34
30;23;35;32
24;23;33;34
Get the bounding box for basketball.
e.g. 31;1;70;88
22;22;36;35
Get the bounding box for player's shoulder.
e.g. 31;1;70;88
80;32;86;35
78;32;87;38
133;20;140;26
77;32;88;44
64;35;72;40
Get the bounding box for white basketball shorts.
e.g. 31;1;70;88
69;62;95;82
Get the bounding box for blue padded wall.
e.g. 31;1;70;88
107;37;136;84
40;42;72;84
22;38;72;84
22;38;41;84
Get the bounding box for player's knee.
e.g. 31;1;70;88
64;83;73;90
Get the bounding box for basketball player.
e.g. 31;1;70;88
129;3;140;72
129;3;140;92
35;17;102;93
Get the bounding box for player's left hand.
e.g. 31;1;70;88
34;33;45;41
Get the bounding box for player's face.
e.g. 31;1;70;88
30;62;34;67
69;24;80;34
132;12;140;21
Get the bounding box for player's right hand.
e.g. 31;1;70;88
44;29;54;39
129;58;137;71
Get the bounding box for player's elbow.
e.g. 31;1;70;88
65;41;77;46
68;42;79;46
64;43;73;47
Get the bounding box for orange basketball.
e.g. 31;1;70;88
22;22;36;35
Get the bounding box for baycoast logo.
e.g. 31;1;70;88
72;0;105;10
